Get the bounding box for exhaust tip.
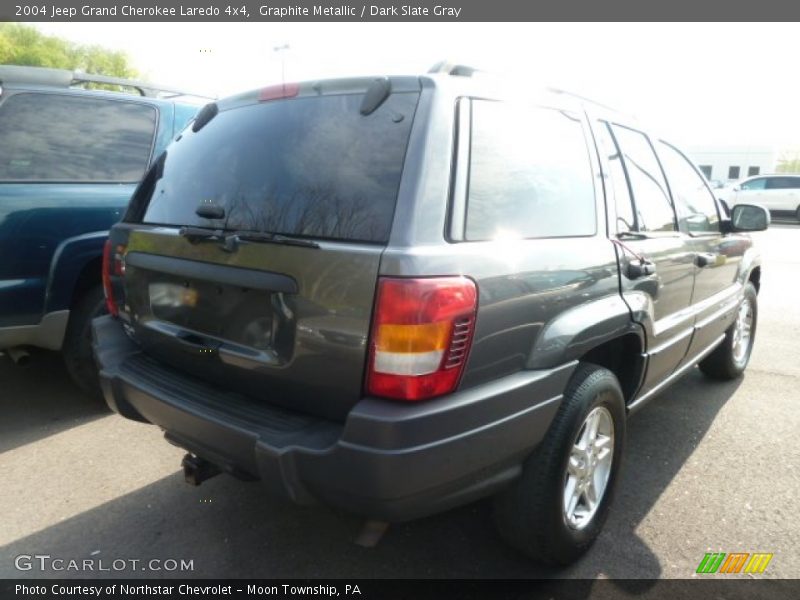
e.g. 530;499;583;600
7;347;31;367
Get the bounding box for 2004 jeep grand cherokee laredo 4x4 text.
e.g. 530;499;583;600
93;64;769;565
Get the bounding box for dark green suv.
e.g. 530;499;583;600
93;65;769;564
0;65;201;396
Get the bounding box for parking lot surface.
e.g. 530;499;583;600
2;224;799;579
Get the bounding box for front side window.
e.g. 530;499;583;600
658;141;719;234
465;100;596;241
740;177;767;191
611;125;676;233
0;92;156;182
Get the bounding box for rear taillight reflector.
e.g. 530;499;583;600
366;277;477;401
102;240;126;317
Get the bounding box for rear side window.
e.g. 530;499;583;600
465;100;596;241
611;125;676;233
141;92;419;243
0;93;156;182
765;176;800;189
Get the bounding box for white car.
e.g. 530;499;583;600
723;174;800;221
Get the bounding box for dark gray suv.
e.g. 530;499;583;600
93;65;769;565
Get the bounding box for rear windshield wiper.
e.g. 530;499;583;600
179;226;225;242
231;231;320;250
179;226;319;250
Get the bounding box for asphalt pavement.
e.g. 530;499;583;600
1;223;798;580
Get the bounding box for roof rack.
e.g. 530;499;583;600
427;61;620;113
0;65;211;99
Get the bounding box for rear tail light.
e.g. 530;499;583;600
366;277;478;401
102;240;126;317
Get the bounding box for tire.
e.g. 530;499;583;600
699;282;758;380
493;364;626;565
63;285;107;401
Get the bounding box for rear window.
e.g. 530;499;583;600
141;92;419;243
0;92;156;182
465;100;596;241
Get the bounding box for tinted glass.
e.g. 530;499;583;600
0;93;156;182
611;125;676;233
740;177;767;190
765;176;800;190
466;101;595;240
658;141;719;234
595;121;635;233
142;93;418;243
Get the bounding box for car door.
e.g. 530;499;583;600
593;121;695;396
763;176;800;212
732;176;767;207
656;141;742;362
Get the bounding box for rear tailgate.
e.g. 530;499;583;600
114;78;421;421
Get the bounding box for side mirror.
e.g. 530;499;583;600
730;203;770;232
732;184;741;192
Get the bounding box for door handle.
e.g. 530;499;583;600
626;258;656;279
695;253;718;268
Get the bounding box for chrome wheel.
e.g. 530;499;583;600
563;406;614;530
732;297;754;366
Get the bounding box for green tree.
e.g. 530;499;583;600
0;23;137;80
776;148;800;174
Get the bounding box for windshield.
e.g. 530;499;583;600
139;91;419;243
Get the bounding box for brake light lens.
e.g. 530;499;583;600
102;240;126;317
367;277;478;401
258;82;300;102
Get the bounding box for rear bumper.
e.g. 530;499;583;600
93;315;573;521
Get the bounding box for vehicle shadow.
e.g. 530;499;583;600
1;367;741;584
0;350;108;454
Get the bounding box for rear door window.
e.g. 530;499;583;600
0;92;157;182
465;100;596;241
594;121;636;234
766;176;800;189
141;92;419;244
610;125;676;233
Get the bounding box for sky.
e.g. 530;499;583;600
32;22;800;150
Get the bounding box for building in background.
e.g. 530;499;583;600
688;145;777;184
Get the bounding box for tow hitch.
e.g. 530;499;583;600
181;453;221;486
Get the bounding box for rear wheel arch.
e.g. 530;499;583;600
69;256;103;310
577;333;645;404
748;266;761;294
